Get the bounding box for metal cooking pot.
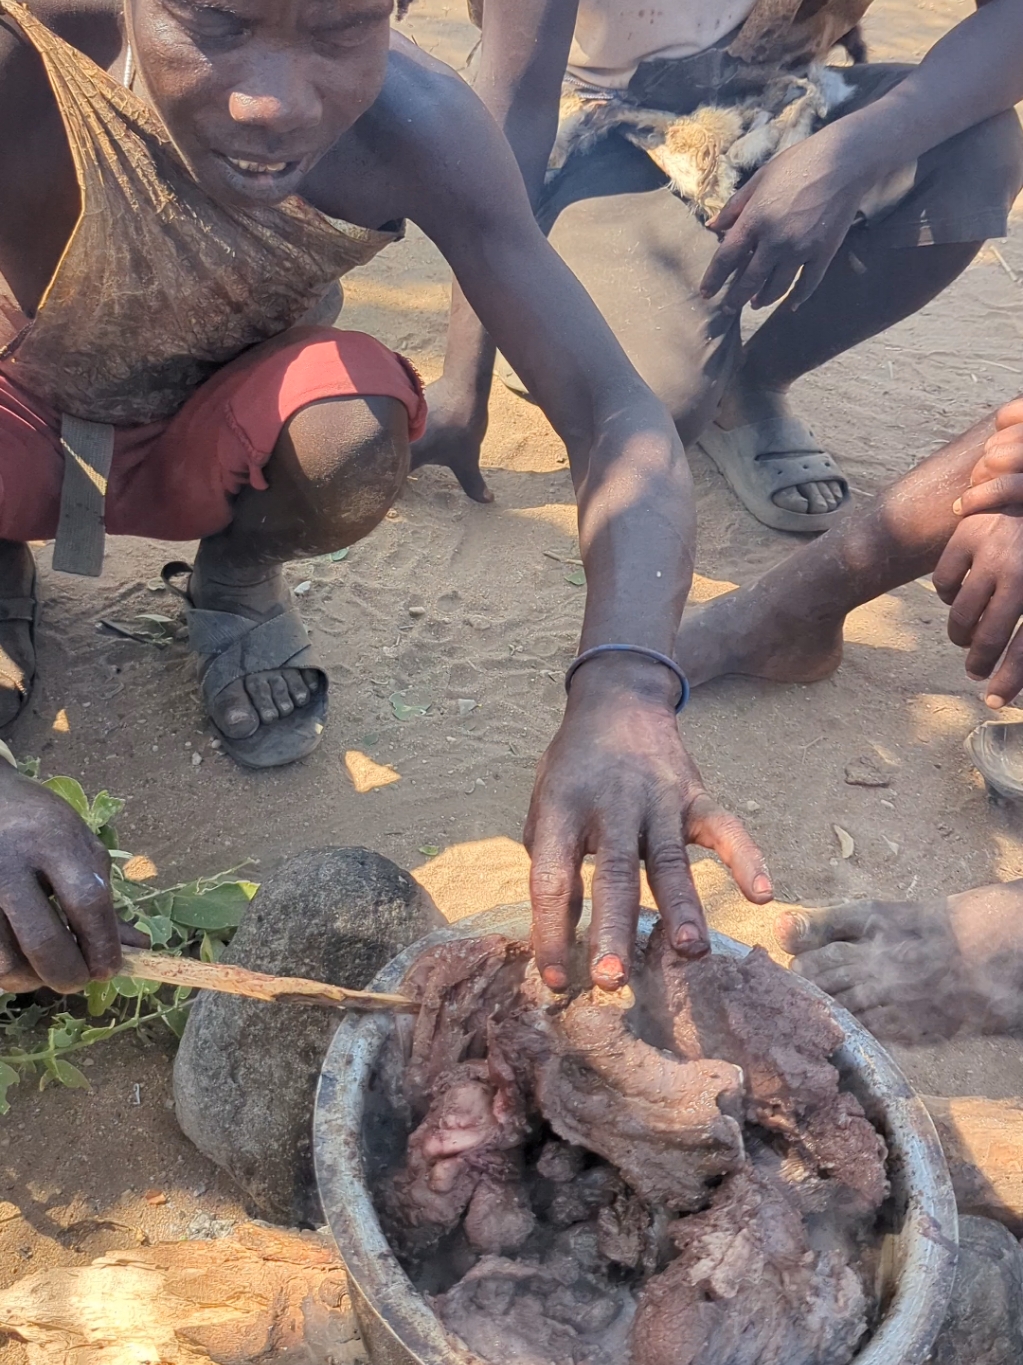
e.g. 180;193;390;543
314;905;958;1365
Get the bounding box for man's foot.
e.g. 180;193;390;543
188;555;320;741
714;376;846;518
776;883;1023;1043
0;541;37;728
675;583;844;689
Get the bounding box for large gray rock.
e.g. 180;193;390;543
174;847;443;1226
930;1216;1023;1364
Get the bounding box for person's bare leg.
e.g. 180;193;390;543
189;394;409;743
775;882;1023;1042
0;539;36;726
675;410;995;687
715;239;982;516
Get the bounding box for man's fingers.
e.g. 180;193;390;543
932;537;975;605
529;823;584;991
47;857;120;981
995;399;1023;431
643;809;708;959
700;233;755;301
776;900;879;954
964;586;1023;681
751;261;800;310
705;175;759;236
0;876;90;993
955;477;1023;517
787;250;833;311
589;838;641;988
685;796;772;905
720;245;779;316
985;621;1023;709
946;571;995;650
0;913;41;993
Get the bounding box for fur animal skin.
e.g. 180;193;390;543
548;65;853;220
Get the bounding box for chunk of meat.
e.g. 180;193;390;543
524;984;746;1212
631;1166;869;1365
380;1060;529;1255
435;1255;636;1365
643;932;888;1210
400;935;529;1115
465;1174;537;1254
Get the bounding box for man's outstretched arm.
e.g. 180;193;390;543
406;0;577;501
385;56;772;986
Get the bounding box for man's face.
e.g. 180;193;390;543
129;0;394;208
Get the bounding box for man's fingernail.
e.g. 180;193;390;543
952;498;963;515
967;671;984;682
594;955;625;986
674;924;702;948
542;965;569;991
753;874;772;897
987;694;1006;709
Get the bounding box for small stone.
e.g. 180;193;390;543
745;799;761;813
844;753;892;787
191;752;202;766
457;698;479;717
144;1190;168;1207
408;606;426;618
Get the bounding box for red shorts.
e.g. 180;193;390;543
0;326;427;543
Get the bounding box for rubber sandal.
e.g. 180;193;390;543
966;718;1023;805
695;417;851;534
162;562;328;770
0;561;39;729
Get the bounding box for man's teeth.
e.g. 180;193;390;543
226;157;289;174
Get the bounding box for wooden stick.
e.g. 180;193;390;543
118;948;419;1013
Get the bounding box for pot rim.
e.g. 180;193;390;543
314;905;958;1365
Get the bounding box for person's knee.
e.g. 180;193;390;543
278;394;410;549
940;106;1023;207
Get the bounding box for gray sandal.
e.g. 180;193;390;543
162;562;328;769
695;417;850;533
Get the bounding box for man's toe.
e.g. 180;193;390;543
244;673;280;725
773;486;810;514
776;900;878;953
286;668;311;707
214;680;260;739
269;674;295;716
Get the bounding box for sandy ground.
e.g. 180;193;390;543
3;0;1023;1342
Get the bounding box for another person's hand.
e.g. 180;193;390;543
952;398;1023;516
523;660;772;991
410;377;493;504
933;508;1023;707
0;764;121;993
700;128;872;315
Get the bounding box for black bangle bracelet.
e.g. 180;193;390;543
564;644;690;714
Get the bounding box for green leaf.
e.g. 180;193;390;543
136;914;174;948
200;933;224;963
111;975;143;998
161;1006;190;1040
0;1061;20;1115
389;693;430;722
418;845;441;858
52;1059;90;1090
564;568;586;587
87;791;125;834
16;756;39;779
169;881;251;930
316;547;349;563
85;979;119;1017
43;777;90;819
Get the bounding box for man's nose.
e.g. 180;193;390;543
228;57;322;135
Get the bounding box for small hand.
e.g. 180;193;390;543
700;130;869;315
952;400;1023;516
523;662;772;990
410;376;493;504
0;766;121;993
933;509;1023;707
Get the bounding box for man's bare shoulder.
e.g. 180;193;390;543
0;0;122;73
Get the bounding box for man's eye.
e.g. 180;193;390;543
178;4;249;43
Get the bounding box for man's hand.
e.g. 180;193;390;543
700;129;872;315
523;663;772;991
952;398;1023;516
0;765;121;993
410;377;494;504
933;509;1023;707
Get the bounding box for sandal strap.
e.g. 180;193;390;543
186;606;319;706
719;418;846;494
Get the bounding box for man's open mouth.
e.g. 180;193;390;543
221;155;301;178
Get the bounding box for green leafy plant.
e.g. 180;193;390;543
0;765;258;1115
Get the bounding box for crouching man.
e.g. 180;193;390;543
0;0;770;998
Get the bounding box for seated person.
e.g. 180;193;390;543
413;0;1023;532
0;0;770;998
676;398;1023;1040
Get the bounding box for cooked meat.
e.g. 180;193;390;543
642;930;888;1210
631;1166;869;1365
465;1173;537;1253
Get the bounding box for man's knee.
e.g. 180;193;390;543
278;394;410;545
926;107;1023;220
